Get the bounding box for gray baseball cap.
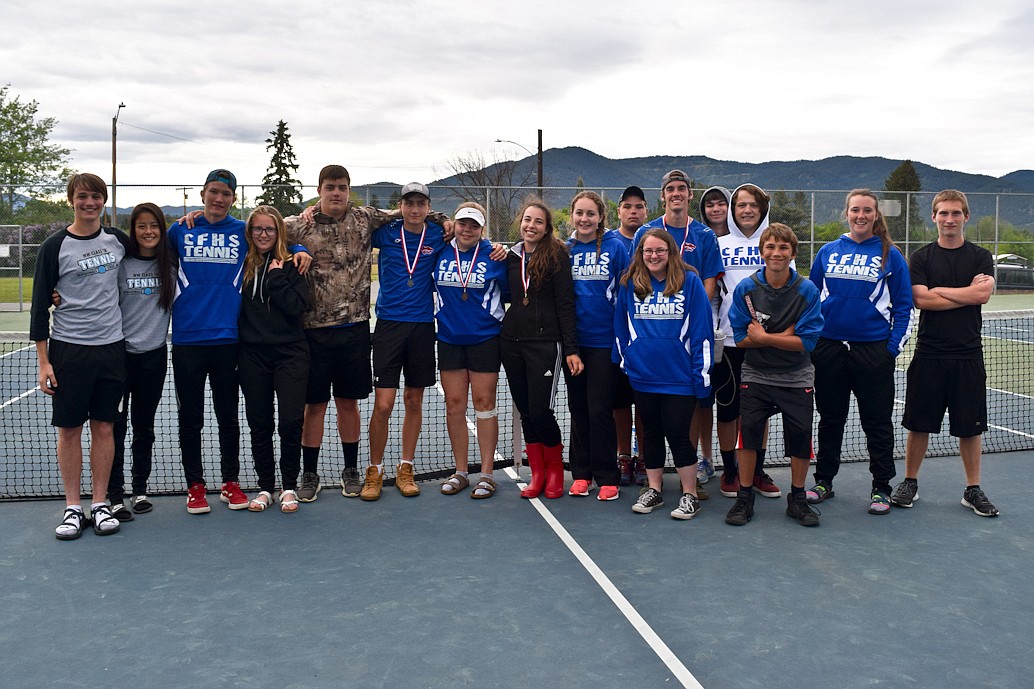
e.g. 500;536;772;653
400;182;430;200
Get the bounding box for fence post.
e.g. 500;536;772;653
18;224;23;311
809;192;816;271
994;194;1001;292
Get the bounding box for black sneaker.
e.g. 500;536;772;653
632;487;663;514
786;492;820;526
725;490;755;525
670;493;701;520
891;479;918;508
962;487;999;517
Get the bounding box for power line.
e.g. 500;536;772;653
120;122;200;144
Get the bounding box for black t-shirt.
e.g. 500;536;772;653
909;240;992;359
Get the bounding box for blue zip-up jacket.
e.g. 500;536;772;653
168;214;246;345
730;268;823;376
567;233;630;349
433;238;508;345
371;220;446;323
614;272;713;397
633;217;724;281
809;234;914;355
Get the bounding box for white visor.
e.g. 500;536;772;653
454;207;486;227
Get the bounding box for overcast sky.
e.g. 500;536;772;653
4;0;1033;206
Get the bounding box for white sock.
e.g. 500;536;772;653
90;502;120;532
56;505;84;537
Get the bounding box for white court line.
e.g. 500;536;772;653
0;344;33;360
1;386;40;410
436;381;703;688
989;423;1034;440
503;465;704;689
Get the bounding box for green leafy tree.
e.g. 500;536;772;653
0;85;73;217
883;160;925;243
257;120;302;216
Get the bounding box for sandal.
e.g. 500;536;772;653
90;504;121;536
248;491;273;512
130;494;153;514
110;502;134;522
440;473;470;495
470;475;497;499
55;507;86;541
279;490;299;513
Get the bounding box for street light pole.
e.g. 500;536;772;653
536;128;543;199
495;130;544;198
111;102;125;226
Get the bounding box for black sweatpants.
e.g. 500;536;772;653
564;346;618;485
632;390;698;470
239;341;309;493
501;339;563;447
109;345;168;501
172;343;241;487
812;338;896;492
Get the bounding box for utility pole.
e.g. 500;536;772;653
111;103;125;226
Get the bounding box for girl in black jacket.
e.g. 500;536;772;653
500;200;582;498
239;206;310;513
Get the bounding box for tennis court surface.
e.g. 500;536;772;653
0;450;1026;689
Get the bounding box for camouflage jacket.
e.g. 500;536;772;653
285;204;396;330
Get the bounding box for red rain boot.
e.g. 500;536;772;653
543;443;565;499
520;443;546;498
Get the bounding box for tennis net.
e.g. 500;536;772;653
2;310;1032;500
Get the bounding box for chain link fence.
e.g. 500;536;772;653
3;184;1034;311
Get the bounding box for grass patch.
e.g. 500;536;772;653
0;277;31;302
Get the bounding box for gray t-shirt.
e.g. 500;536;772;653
119;256;172;353
30;227;127;346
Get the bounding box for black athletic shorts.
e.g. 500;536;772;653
611;363;635;410
714;347;743;423
372;320;436;389
48;339;126;427
739;382;813;460
437;336;501;373
305;324;372;403
902;357;987;437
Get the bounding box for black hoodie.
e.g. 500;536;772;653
238;254;309;345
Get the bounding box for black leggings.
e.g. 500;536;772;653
564;346;617;484
632;390;698;470
109;345;168;500
501;340;563;447
172;343;241;486
239;341;309;493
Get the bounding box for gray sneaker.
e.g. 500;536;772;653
891;479;918;508
297;471;321;502
341;467;362;498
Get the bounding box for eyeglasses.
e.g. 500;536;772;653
251;227;277;236
642;248;669;256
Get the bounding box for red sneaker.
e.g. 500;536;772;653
752;472;782;498
220;481;250;510
186;483;211;514
719;474;739;498
597;485;620;501
569;479;593;497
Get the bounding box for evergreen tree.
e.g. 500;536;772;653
258;120;302;216
883;160;925;242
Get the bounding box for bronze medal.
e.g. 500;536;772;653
522;295;529;306
461;290;468;301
